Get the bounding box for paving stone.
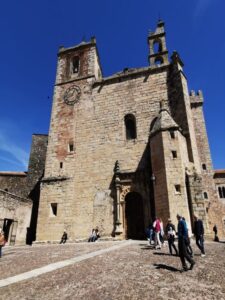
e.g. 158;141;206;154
0;240;224;299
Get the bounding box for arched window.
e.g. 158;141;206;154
71;56;79;74
155;56;164;66
125;114;137;140
153;40;162;53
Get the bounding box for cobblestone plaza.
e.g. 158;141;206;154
0;240;224;299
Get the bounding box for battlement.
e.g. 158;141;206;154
190;90;204;105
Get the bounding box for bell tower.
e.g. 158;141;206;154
36;38;102;241
56;37;102;85
148;20;169;66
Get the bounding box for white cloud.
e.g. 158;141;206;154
0;155;24;168
194;0;213;17
0;131;29;169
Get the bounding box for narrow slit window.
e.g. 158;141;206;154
203;192;208;199
175;185;181;194
172;150;177;159
60;162;63;169
202;164;207;171
170;130;175;139
69;142;74;152
50;203;58;216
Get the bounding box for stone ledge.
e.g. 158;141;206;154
41;176;70;183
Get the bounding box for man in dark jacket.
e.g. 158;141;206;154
177;214;195;271
193;215;205;256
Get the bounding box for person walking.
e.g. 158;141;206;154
183;217;193;257
177;214;195;271
193;215;205;257
153;217;161;249
0;229;6;258
165;219;178;255
146;222;154;245
159;218;165;246
213;225;219;242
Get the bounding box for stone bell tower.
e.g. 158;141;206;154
147;20;169;66
36;38;102;241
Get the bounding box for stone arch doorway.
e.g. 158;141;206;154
125;192;145;239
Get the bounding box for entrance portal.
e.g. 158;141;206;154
2;219;17;245
125;192;145;239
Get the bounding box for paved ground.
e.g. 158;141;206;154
0;240;225;300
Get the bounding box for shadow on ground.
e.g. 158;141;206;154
153;252;177;257
139;243;156;250
153;263;180;272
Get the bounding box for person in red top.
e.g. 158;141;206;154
0;229;6;258
153;217;161;249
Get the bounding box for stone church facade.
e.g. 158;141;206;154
1;21;225;244
35;20;225;241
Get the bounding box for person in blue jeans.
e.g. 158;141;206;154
193;215;205;257
146;223;154;245
177;214;195;271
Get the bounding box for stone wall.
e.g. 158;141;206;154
27;134;48;195
0;172;27;198
0;189;32;245
168;53;201;172
210;170;225;237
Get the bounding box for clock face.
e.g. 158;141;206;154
63;85;81;105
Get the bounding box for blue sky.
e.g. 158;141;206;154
0;0;224;171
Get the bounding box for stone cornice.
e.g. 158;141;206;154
0;171;27;177
94;64;170;86
58;41;96;56
55;75;95;86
